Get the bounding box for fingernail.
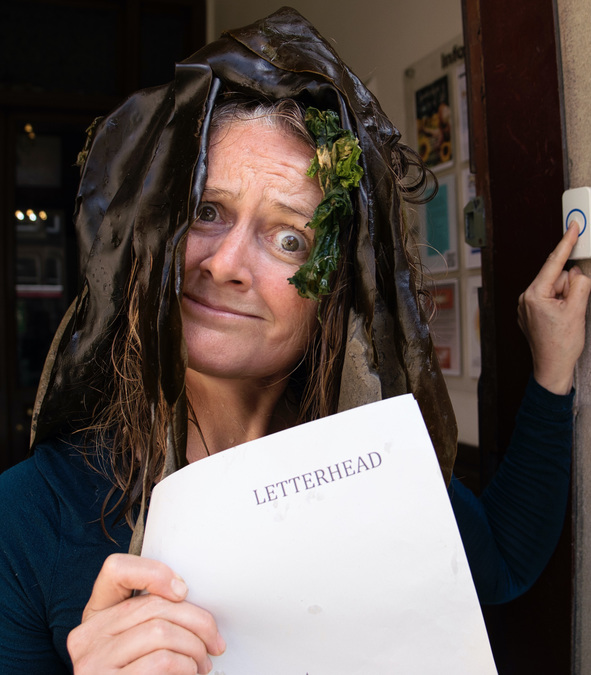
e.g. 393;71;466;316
171;575;188;598
216;631;227;653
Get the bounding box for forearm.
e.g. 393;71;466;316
450;376;573;604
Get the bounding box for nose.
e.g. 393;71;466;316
199;223;255;288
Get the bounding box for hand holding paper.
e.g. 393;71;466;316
67;554;225;674
142;394;498;674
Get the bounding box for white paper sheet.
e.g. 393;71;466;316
141;394;497;674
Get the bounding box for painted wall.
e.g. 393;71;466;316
209;0;463;143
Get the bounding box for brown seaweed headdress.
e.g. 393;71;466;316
31;7;457;533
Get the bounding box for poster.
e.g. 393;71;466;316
429;279;461;376
422;173;458;273
415;75;453;171
142;395;497;674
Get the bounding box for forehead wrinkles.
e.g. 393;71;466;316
207;123;319;209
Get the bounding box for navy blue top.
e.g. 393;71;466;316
0;377;573;673
449;376;573;603
0;439;131;673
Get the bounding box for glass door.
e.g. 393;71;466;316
3;115;85;468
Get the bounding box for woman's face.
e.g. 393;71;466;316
182;120;322;383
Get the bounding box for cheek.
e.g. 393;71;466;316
261;269;317;338
283;290;318;345
298;296;319;333
183;235;201;275
183;233;215;286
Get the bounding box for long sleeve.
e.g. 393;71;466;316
0;440;130;673
0;453;71;673
450;375;573;604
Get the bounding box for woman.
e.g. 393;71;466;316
0;8;588;674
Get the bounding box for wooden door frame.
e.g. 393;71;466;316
462;0;571;671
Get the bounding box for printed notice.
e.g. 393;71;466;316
429;279;462;376
142;395;497;674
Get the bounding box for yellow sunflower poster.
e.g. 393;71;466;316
415;75;453;170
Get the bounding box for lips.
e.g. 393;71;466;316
182;293;261;320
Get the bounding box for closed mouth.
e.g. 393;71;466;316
183;293;260;320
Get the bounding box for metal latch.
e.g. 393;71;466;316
464;196;486;248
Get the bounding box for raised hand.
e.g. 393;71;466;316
518;223;591;395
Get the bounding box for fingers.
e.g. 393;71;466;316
115;611;215;673
553;266;590;301
568;265;583;283
516;227;591;394
94;593;225;655
553;265;591;309
73;598;219;672
84;554;188;617
568;266;591;303
70;593;224;674
124;650;199;675
551;269;570;299
533;223;579;291
69;553;226;674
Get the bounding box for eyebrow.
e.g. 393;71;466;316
272;200;315;221
201;187;316;221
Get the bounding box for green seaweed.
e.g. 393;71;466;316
289;108;363;302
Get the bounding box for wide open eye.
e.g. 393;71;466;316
196;203;220;222
273;229;308;254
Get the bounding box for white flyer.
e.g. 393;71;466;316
142;394;497;674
